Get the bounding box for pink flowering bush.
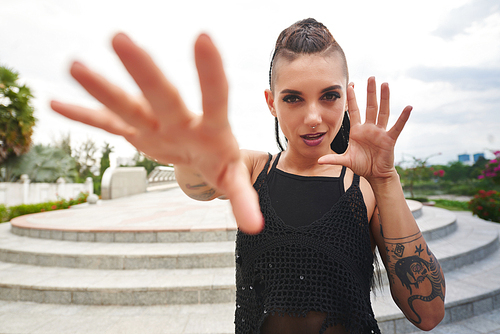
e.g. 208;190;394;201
469;190;500;223
433;169;445;178
478;151;500;185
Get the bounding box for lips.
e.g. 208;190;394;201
301;132;326;146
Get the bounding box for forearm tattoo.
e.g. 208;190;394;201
380;223;445;325
186;183;216;200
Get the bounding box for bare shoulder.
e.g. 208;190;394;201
241;149;272;184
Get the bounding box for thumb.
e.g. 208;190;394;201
220;162;264;234
318;153;351;167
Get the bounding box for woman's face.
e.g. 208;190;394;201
266;53;348;157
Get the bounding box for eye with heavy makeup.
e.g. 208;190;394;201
280;88;342;105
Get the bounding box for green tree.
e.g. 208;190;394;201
133;150;166;174
0;66;36;178
73;138;99;181
99;142;113;176
400;153;440;198
94;142;113;195
52;132;72;157
8;144;78;182
442;161;468;183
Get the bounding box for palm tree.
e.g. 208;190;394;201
0;66;36;167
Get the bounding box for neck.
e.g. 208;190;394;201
280;147;336;176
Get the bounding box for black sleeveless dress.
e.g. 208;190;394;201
234;153;380;334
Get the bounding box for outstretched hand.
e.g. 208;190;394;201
318;77;412;182
51;33;263;234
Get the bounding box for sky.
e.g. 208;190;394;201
1;0;499;167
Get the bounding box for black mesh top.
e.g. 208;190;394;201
267;152;346;227
234;154;380;334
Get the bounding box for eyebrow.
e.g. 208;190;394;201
321;85;343;93
279;85;343;95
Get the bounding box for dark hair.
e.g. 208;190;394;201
269;18;350;154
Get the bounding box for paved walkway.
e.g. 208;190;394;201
0;299;498;333
1;187;499;333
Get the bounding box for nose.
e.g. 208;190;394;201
305;103;322;129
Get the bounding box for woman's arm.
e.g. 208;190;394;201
369;175;445;330
50;33;263;234
174;149;261;201
319;77;445;330
174;165;222;201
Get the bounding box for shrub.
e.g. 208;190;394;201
433;199;470;211
0;204;8;222
0;192;89;223
406;197;430;203
478;151;500;185
469;190;500;223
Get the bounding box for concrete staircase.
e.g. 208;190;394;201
0;188;499;333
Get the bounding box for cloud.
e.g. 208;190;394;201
407;66;500;90
434;0;500;39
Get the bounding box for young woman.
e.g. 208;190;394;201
51;18;445;334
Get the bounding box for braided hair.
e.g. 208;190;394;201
269;18;350;154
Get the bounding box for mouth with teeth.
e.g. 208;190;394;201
301;132;326;146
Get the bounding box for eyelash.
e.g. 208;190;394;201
282;95;302;103
322;92;341;101
282;92;340;104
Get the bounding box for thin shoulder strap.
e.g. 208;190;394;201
339;166;348;193
352;173;360;186
270;151;282;171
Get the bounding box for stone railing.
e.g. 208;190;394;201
147;166;177;191
100;166;178;200
0;176;93;207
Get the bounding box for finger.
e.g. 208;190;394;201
365;76;378;124
216;161;263;234
195;34;229;127
221;162;264;234
346;85;361;126
317;153;350;168
51;101;136;137
377;82;390;129
70;61;158;130
387;105;412;141
111;33;190;123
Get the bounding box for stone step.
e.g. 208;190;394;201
373;246;500;333
0;300;237;334
375;212;499;285
8;189;448;244
0;224;235;270
9;188;238;243
0;214;497;308
416;205;457;242
0;298;499;334
0;241;499;331
372;217;500;334
0;262;236;306
0;210;486;274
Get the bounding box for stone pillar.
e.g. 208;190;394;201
20;174;30;204
85;177;94;195
56;177;66;199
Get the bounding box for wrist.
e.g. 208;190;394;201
367;170;405;202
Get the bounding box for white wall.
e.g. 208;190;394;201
0;176;93;207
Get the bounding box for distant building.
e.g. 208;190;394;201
473;153;485;163
457;153;485;165
458;154;471;164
